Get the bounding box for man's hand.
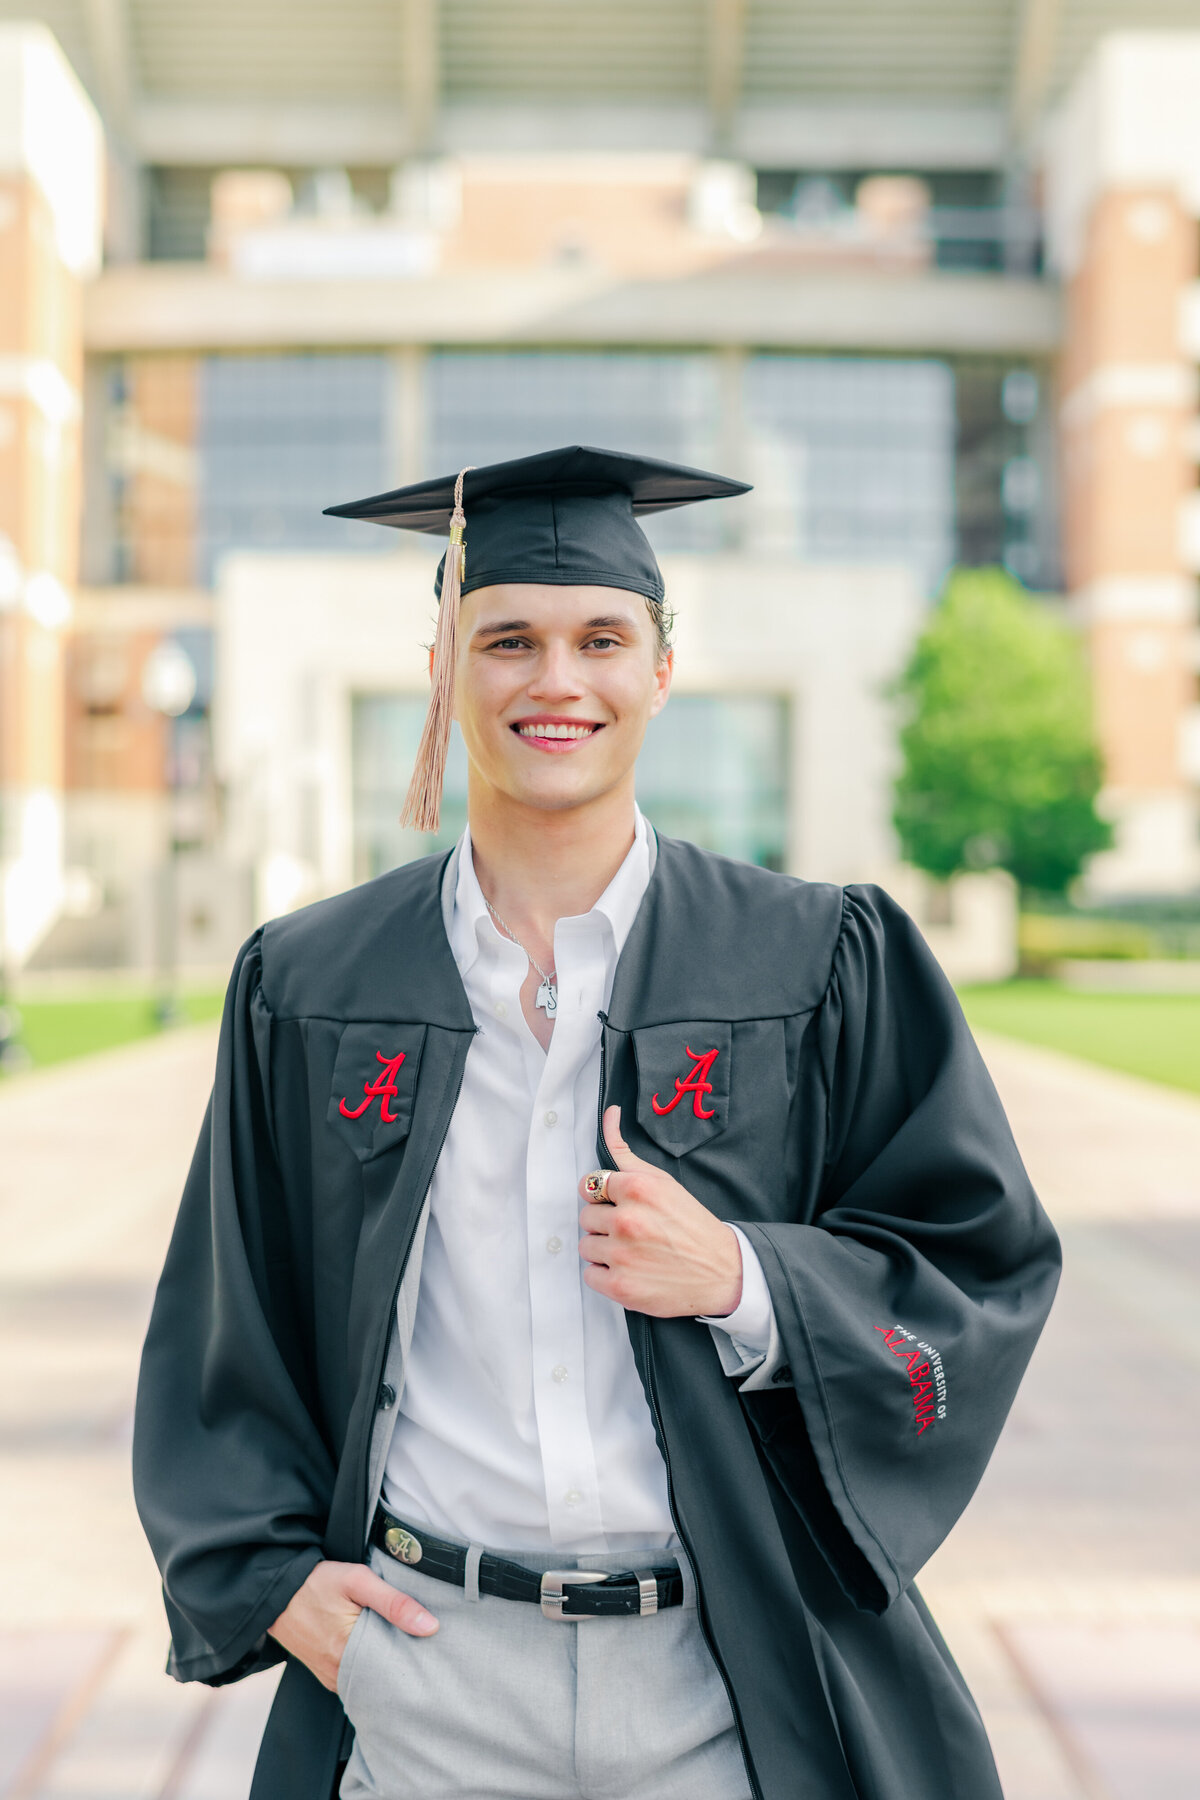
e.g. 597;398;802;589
577;1106;743;1319
268;1558;438;1692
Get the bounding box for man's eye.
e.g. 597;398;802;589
586;636;618;650
492;637;529;650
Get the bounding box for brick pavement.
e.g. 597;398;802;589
0;1021;1196;1799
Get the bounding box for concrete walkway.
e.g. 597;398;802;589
0;1022;1196;1799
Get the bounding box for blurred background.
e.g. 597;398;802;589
1;4;1199;1798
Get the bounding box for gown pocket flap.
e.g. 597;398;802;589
328;1024;427;1163
631;1021;732;1158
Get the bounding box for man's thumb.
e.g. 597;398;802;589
351;1565;438;1635
602;1104;640;1168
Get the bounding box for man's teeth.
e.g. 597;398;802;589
518;723;596;739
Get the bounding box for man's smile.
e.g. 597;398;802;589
511;715;605;751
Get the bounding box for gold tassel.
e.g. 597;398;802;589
401;465;473;834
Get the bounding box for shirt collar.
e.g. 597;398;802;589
447;808;652;978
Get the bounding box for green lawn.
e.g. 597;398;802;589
6;980;1200;1097
6;990;224;1071
958;980;1200;1096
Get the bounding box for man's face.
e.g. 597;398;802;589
452;582;672;816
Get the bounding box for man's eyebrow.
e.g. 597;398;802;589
471;618;531;639
471;613;638;640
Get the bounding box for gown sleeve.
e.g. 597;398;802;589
700;1228;789;1384
132;933;332;1684
736;884;1061;1615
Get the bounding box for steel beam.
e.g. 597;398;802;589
81;0;136;138
402;0;440;154
1009;0;1062;150
707;0;746;152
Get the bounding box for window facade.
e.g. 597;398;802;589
196;353;391;583
428;352;728;553
89;346;1053;596
743;355;957;597
638;694;789;870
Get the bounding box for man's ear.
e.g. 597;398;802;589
649;648;674;718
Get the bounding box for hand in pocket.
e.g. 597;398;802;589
269;1558;439;1692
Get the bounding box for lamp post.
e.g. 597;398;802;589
0;797;23;1074
142;639;197;1029
0;536;27;1073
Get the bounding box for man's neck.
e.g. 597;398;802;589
466;780;639;952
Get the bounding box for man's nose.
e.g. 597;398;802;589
528;642;584;697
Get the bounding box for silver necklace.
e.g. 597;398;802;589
482;897;558;1014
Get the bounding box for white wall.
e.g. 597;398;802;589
0;22;104;277
1044;31;1200;277
215;548;923;916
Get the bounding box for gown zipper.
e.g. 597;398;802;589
641;1327;763;1799
596;1011;762;1800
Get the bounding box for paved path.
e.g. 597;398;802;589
0;1027;282;1800
920;1034;1200;1800
0;1023;1196;1799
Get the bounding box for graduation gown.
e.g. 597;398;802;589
132;834;1061;1800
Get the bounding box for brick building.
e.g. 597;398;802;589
1;5;1198;976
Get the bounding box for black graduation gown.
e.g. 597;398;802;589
132;834;1061;1800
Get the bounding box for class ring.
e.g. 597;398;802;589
583;1169;612;1202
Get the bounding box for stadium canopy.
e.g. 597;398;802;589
3;0;1199;170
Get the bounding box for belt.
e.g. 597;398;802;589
369;1505;684;1621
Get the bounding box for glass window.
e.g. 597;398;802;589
350;691;788;881
197;353;390;583
428;352;726;552
638;695;789;870
743;355;956;595
352;699;470;882
955;358;1057;589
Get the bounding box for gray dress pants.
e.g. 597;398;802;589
337;1539;754;1800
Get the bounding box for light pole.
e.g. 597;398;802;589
141;639;197;1029
0;536;27;1073
0;793;24;1074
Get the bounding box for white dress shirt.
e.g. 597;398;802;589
382;810;779;1552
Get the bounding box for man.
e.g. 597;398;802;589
134;446;1061;1800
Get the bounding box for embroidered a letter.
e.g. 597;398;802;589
651;1045;720;1120
339;1051;408;1124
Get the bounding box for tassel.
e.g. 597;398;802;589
401;465;473;833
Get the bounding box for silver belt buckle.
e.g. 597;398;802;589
540;1569;606;1620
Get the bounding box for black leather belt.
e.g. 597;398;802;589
369;1505;683;1620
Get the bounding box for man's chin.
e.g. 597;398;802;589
493;768;631;817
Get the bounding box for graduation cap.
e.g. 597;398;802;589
324;445;750;832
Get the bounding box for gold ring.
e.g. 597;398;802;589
583;1169;611;1202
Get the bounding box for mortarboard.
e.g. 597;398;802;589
324;445;750;832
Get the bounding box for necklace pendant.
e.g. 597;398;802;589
535;978;558;1015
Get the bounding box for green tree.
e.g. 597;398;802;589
893;567;1112;895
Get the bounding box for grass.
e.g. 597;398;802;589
958;980;1200;1097
5;989;225;1071
5;979;1200;1098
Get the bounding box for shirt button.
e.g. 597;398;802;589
551;1364;569;1383
495;1000;508;1018
543;1109;557;1127
377;1383;396;1410
564;1489;583;1507
546;1235;563;1254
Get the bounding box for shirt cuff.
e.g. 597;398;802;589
697;1226;792;1390
698;1225;773;1352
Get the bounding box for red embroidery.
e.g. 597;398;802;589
339;1051;407;1124
874;1325;942;1435
651;1045;720;1120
